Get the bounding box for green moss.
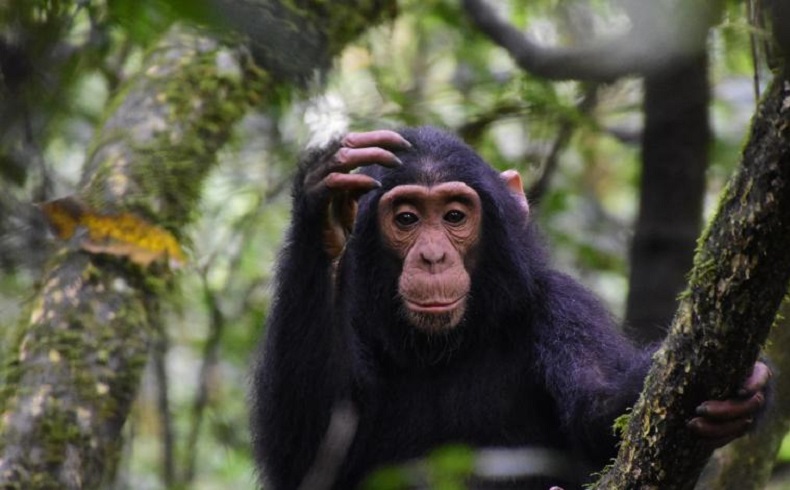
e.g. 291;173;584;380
80;30;270;241
612;410;632;437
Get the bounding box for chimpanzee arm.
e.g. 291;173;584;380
250;148;348;489
534;272;652;466
535;272;770;466
250;132;410;489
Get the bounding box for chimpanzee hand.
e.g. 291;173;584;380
687;361;771;447
302;130;412;259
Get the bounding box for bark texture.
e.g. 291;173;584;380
695;301;790;489
0;27;265;489
214;0;397;84
0;0;396;484
593;74;790;489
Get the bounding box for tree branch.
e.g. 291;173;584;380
0;26;265;489
593;67;790;489
462;0;718;81
695;300;790;488
527;84;598;203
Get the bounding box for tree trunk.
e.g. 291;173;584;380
625;54;709;344
0;0;396;485
592;70;790;488
0;26;265;489
694;300;790;488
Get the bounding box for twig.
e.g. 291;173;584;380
182;271;226;484
528;84;599;203
151;308;175;487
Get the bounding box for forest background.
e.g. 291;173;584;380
1;0;790;488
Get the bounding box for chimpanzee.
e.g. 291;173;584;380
250;126;769;489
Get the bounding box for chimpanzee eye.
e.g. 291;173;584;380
444;210;466;224
395;212;419;227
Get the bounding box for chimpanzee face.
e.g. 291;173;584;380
377;181;482;332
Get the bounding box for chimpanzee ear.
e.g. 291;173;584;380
500;169;530;217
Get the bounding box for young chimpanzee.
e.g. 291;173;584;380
250;126;769;489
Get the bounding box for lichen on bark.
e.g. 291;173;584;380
593;71;790;489
696;300;790;488
0;0;399;485
213;0;397;84
80;27;268;234
0;26;267;489
0;254;151;489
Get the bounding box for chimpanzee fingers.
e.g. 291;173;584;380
318;174;382;258
738;361;772;397
305;172;380;208
329;174;382;228
323;173;382;193
330;129;411;175
342;130;413;151
687;415;752;441
304;131;407;190
695;391;765;421
330;146;403;174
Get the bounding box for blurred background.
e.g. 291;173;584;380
0;0;786;488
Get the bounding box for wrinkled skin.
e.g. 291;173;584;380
378;182;482;331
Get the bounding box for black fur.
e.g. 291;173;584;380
250;126;651;489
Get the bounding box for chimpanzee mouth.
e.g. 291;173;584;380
404;297;464;314
399;294;468;331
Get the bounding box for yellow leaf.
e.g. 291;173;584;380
39;196;186;268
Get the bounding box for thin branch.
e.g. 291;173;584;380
748;0;762;102
604;126;642;146
528;84;598;203
462;0;714;81
457;104;526;144
182;271;226;484
151;318;175;487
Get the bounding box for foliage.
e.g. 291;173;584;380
363;445;475;490
0;0;777;488
107;0;217;45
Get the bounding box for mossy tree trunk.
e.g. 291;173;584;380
696;6;790;488
695;300;790;489
0;27;266;490
0;1;396;487
592;69;790;488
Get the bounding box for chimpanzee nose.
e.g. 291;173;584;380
418;237;449;273
420;247;446;265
